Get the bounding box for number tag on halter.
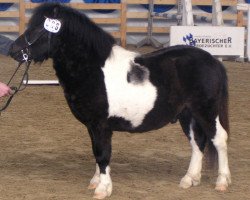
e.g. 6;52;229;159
44;18;61;33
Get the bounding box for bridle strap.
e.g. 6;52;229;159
24;28;47;48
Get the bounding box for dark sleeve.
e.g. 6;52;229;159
0;34;13;56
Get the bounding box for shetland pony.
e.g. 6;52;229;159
9;3;231;199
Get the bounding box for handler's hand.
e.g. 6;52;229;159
0;82;11;98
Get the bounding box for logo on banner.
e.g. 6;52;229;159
183;34;196;46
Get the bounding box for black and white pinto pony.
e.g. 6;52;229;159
9;3;231;199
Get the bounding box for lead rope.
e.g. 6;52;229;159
0;60;31;113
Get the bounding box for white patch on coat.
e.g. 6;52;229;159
180;122;203;188
102;45;157;128
212;116;231;189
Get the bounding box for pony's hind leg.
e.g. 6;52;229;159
178;109;206;189
212;116;231;191
87;124;113;199
191;102;231;191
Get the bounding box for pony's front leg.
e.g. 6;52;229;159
87;125;113;199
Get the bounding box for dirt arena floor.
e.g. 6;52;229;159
0;46;249;200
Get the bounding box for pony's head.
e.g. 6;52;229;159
9;3;65;63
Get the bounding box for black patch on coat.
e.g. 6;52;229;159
127;63;149;84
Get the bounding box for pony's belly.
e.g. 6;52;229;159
108;114;171;133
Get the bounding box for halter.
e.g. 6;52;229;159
16;17;62;63
0;17;61;113
0;29;46;113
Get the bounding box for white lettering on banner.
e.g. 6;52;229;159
170;26;245;57
44;18;61;33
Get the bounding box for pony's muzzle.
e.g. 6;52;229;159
9;44;31;63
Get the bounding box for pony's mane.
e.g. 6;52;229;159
28;3;116;62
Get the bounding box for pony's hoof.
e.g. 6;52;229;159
93;191;110;199
215;173;231;192
215;184;227;192
93;182;112;199
179;174;200;189
88;173;100;190
88;182;98;190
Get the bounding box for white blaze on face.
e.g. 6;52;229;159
102;46;157;128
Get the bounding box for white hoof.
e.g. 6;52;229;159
88;182;99;190
93;167;112;199
215;173;231;192
93;191;111;199
179;174;201;189
93;181;112;199
88;175;100;190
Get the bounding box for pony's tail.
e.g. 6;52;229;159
206;65;229;168
218;72;230;135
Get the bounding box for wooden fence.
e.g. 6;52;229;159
0;0;246;47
